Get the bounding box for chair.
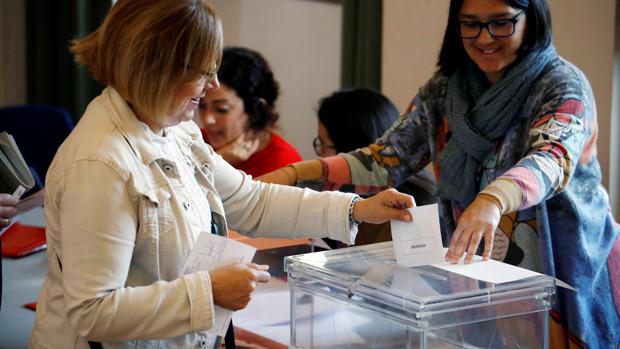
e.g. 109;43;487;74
0;105;74;190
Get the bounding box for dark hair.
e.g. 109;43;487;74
318;88;399;152
437;0;552;76
217;47;279;132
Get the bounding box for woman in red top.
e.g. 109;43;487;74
198;47;301;177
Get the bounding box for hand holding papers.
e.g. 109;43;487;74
390;204;444;266
0;132;35;195
184;232;256;340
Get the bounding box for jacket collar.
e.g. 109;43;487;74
102;87;201;166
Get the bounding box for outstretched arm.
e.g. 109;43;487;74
258;90;434;196
446;79;592;264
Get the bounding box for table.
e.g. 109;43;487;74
0;210;316;349
0;207;47;349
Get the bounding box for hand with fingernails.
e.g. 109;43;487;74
0;193;18;229
445;195;502;264
209;262;271;311
352;188;415;224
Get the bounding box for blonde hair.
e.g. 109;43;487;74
71;0;223;119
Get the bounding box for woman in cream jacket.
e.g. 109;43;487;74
29;1;413;348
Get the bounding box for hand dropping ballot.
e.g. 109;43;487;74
390;204;575;289
184;232;256;345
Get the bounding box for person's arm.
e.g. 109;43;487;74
446;73;592;263
215;154;413;244
59;160;214;341
258;94;434;195
0;193;18;231
0;188;45;234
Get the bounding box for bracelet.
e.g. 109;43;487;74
348;196;362;228
281;166;296;185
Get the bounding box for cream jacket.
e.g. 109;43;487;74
29;87;357;349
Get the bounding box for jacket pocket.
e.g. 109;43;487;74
137;187;172;278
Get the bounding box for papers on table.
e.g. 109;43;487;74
184;232;256;339
390;204;444;267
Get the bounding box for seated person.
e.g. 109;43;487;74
315;88;436;204
198;46;302;177
310;87;436;246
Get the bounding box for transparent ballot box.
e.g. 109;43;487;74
285;242;555;349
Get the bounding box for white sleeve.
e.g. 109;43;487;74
212;154;358;244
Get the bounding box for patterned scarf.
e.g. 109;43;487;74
439;44;557;208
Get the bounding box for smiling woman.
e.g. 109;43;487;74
457;3;526;83
27;1;416;348
198;46;302;177
260;0;620;347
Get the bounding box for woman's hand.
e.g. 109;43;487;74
445;195;501;264
352;188;414;224
209;262;270;311
0;193;19;229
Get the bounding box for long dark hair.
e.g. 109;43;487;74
318;88;399;152
437;0;552;76
217;47;280;132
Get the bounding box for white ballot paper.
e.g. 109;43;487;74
391;204;575;290
184;232;256;341
433;249;542;283
390;203;445;266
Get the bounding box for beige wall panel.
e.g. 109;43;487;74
0;0;26;107
210;0;342;160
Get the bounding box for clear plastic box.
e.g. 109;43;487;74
285;242;555;349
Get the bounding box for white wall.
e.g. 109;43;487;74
382;0;448;110
209;0;342;160
383;0;619;217
0;0;26;107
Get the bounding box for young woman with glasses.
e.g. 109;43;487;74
260;0;620;347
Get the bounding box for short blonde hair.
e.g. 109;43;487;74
71;0;223;119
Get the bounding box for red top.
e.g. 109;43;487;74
202;130;302;177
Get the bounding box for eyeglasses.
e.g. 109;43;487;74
312;136;337;156
458;10;525;39
186;64;218;83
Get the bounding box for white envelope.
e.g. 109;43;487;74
390;203;444;267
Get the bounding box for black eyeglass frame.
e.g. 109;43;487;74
457;10;525;39
312;136;337;155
